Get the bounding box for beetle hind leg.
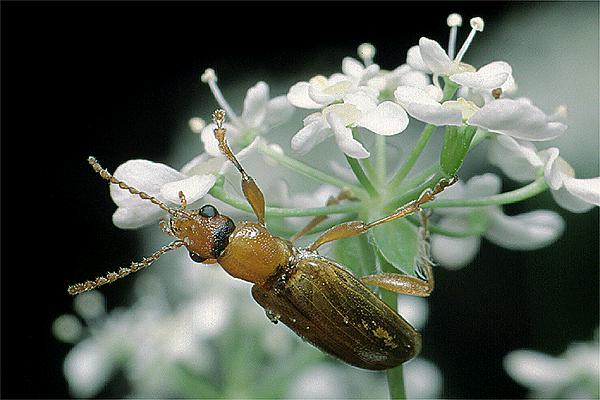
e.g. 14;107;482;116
360;210;435;297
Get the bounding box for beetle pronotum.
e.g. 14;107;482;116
69;109;457;370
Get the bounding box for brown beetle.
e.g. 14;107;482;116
69;109;456;370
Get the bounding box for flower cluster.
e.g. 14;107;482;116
58;11;599;399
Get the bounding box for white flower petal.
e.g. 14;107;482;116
343;91;377;113
538;148;563;190
357;101;409;136
290;118;331;155
468;99;568;141
201;123;238;157
398;70;430;88
504;350;574;390
342;57;365;80
551;184;596;213
418;37;452;75
327;112;370;159
112;204;165;230
562;176;600;206
110;160;183;208
395;86;462;125
287;81;322;109
431;217;481;269
465;173;502;197
450;61;512;90
406;45;432;73
241;81;269;128
265;95;294;128
488;136;540;182
485;209;564;250
160;174;217;205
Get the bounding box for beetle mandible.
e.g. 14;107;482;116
68;109;457;370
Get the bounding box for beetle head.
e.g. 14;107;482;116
170;204;236;263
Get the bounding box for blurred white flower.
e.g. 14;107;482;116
109;139;258;229
404;358;443;399
504;333;599;399
201;71;294;156
431;174;565;269
489;135;600;212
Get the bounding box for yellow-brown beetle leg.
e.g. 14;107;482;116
360;210;434;297
290;188;355;242
307;176;457;251
212;109;265;225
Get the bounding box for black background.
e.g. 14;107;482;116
2;2;598;398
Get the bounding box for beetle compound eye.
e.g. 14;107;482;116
199;204;218;218
189;251;207;263
224;218;236;234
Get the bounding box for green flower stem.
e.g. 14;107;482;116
424;177;549;208
406;215;487;238
378;254;406;399
269;214;356;238
376;135;387;186
346;155;379;198
388;124;437;188
208;184;362;217
257;142;367;198
386;172;444;211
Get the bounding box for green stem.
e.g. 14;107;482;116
346;155;379;198
406;215;487;238
208;184;362;217
257;142;367;198
378;254;406;399
388;124;437;188
376;135;387;186
424;177;549;208
269;214;356;238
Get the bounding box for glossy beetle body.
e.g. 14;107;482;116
252;253;421;370
70;110;455;371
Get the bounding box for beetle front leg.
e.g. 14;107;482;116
361;210;434;297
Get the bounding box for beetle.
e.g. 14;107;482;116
68;109;457;370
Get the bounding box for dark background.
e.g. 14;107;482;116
2;2;598;398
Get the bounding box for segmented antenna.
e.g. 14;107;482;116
87;156;191;218
67;240;185;295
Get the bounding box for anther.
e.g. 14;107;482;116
188;117;206;133
454;16;485;63
446;13;462;59
357;43;376;66
201;68;217;83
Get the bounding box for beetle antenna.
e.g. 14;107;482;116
88;156;191;218
67;240;185;295
212;109;266;224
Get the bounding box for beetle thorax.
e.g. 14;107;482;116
217;222;293;285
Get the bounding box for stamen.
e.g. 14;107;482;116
454;17;484;63
446;13;462;59
201;68;240;124
357;43;376;66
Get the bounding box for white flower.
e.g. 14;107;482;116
489;135;600;212
467;98;567;141
504;336;599;399
431;174;564;269
394;84;463;126
291;90;409;158
366;64;430;96
110;140;258;229
287;73;356;110
201;70;293;157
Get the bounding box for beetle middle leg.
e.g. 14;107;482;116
290;188;355;242
307;176;457;251
360;210;435;297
